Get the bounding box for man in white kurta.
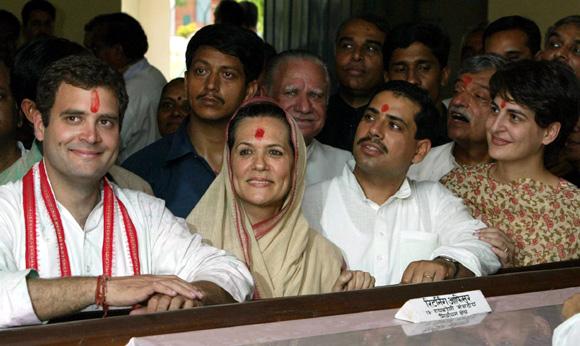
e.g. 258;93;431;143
264;51;352;186
303;81;500;286
0;55;252;328
0;164;253;327
303;160;499;286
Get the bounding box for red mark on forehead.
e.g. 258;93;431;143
381;104;389;112
462;76;473;86
500;100;506;109
90;90;100;113
255;128;265;140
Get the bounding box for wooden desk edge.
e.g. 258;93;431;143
2;266;579;346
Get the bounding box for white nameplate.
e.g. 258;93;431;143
394;290;491;323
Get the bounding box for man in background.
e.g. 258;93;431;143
317;15;388;152
263;50;352;186
84;13;167;162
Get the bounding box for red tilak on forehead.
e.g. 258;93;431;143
381;104;389;112
462;76;473;85
90;90;100;113
500;100;506;109
255;128;265;139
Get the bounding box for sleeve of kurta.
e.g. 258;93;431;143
0;186;41;327
427;183;501;276
144;195;254;302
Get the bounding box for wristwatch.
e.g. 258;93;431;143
435;256;460;279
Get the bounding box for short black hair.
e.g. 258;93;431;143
11;37;87;107
240;1;258;29
483;16;541;55
214;0;244;26
185;24;264;84
0;10;21;68
227;100;293;153
36;55;128;127
335;14;389;43
368;80;439;141
490;60;580;164
0;10;21;41
21;0;56;24
84;13;148;62
544;15;580;46
383;22;451;68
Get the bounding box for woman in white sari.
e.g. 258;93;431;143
187;98;374;298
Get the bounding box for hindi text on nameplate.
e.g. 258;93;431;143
394;290;491;323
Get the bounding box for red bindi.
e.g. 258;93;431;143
255;128;265;140
500;100;506;109
463;76;473;86
90;90;100;113
381;104;389;112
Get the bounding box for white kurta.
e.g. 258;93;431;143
119;58;166;163
0;165;253;328
553;313;580;346
407;142;457;182
303;160;500;286
306;139;352;186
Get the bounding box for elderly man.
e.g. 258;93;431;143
303;81;500;286
0;55;253;328
123;24;263;218
483;15;541;61
408;54;507;181
263;50;352;186
317;15;388;151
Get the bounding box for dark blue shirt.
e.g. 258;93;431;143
122;122;216;218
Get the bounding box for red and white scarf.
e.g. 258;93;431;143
22;161;141;277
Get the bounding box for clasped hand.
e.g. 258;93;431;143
104;275;206;314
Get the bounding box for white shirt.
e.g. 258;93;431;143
306;139;352;186
303;160;500;286
119;58;167;163
407;142;457;182
553;313;580;346
0;165;253;328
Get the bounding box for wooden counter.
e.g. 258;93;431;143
2;266;579;345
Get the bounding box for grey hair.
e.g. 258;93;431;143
458;53;508;75
544;15;580;45
262;49;331;103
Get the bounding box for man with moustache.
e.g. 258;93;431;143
303;81;499;286
408;54;507;181
317;15;388;151
263;50;352;186
0;55;253;328
123;25;263;218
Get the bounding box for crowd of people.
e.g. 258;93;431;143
0;0;578;333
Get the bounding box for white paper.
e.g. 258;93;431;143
394;290;491;323
401;312;487;336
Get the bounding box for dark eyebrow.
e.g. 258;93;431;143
364;40;383;46
365;107;379;114
507;108;529;118
387;115;409;129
